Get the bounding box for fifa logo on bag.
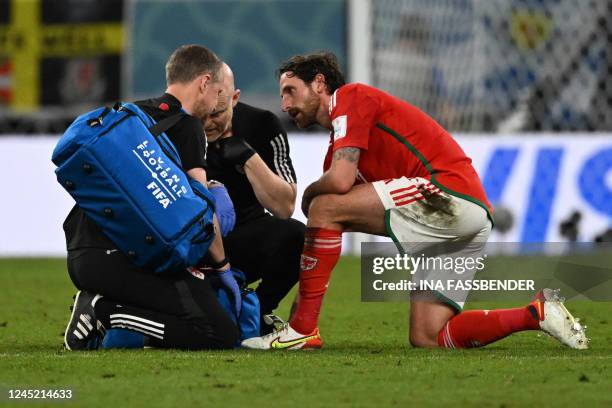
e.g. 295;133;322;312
134;140;188;209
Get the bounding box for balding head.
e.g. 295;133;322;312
220;62;235;94
203;62;241;142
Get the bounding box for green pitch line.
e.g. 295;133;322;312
0;257;611;407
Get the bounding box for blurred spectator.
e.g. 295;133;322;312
559;211;582;242
506;2;612;131
594;228;612;243
375;14;458;129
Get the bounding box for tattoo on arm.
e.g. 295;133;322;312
332;147;361;163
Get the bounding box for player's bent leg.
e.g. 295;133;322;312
94;294;239;350
66;248;239;350
250;217;305;317
287;224;342;337
224;216;305;332
307;183;387;234
402;208;543;350
290;184;386;334
409;295;456;347
242;184;388;350
434;304;539;349
372;178;510;350
412;289;589;350
409;284;543;350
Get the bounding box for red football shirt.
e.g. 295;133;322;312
323;83;492;217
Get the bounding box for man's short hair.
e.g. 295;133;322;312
277;51;346;94
165;44;222;85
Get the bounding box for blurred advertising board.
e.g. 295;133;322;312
0;0;124;111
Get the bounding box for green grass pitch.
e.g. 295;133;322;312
1;257;611;407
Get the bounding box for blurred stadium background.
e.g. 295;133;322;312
1;0;611;256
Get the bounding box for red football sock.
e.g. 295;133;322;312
290;228;342;334
437;306;540;348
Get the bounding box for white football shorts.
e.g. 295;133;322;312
372;176;492;311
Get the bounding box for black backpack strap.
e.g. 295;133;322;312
148;112;187;136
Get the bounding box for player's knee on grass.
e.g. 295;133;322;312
158;320;238;350
175;276;239;350
409;297;457;348
196;320;239;350
169;302;239;350
409;328;440;348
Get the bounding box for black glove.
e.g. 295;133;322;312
219;137;256;166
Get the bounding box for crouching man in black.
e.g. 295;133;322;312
63;45;240;350
203;63;305;330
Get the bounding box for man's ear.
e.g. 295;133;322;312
200;74;211;92
232;89;241;107
314;73;326;94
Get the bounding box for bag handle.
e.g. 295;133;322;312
148;113;186;137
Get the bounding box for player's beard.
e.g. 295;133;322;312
292;90;320;128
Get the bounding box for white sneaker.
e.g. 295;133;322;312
532;288;589;350
241;322;323;350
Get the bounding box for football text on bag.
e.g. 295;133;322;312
52;103;216;273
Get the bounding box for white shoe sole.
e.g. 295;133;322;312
539;289;589;350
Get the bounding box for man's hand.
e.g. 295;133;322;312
197;261;242;317
219;137;256;166
300;147;361;217
208;182;236;237
211;268;242;316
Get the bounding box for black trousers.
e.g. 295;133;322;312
224;215;305;317
67;248;238;350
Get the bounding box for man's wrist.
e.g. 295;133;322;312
211;257;230;270
208;180;224;188
216;263;231;272
220;136;256;166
